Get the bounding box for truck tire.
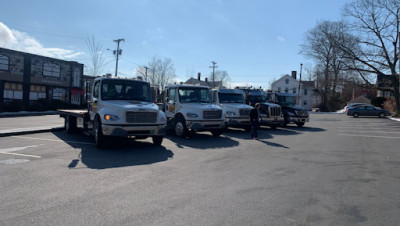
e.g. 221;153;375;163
152;136;163;146
211;129;223;137
174;116;188;138
296;122;305;127
65;116;77;133
94;117;107;149
353;112;359;118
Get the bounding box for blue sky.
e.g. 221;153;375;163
0;0;351;89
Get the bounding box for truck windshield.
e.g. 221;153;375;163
277;95;296;106
178;87;212;103
218;93;245;103
101;79;153;102
248;95;266;103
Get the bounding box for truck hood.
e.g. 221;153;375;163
260;102;281;108
103;100;159;111
220;103;253;110
180;103;222;111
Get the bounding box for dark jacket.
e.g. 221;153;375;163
249;108;259;122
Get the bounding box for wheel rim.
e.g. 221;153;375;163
354;113;358;117
175;122;184;136
380;113;385;118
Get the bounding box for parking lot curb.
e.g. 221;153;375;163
0;127;64;137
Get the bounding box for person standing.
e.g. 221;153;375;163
249;103;260;139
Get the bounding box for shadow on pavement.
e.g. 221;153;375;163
167;132;239;149
256;139;289;149
52;131;174;170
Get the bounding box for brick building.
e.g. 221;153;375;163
0;47;84;111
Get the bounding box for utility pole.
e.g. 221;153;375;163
209;61;218;88
113;38;125;77
144;66;149;82
297;63;303;105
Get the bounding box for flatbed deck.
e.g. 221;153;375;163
58;109;88;118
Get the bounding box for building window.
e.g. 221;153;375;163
293;88;296;94
43;62;61;77
304;100;307;105
0;54;10;71
29;85;46;100
52;88;66;101
3;82;23;100
277;87;281;92
304;88;308;95
285;79;289;84
285;87;289;93
73;68;81;87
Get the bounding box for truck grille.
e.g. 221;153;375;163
239;108;251;116
126;111;157;123
269;107;281;117
203;110;222;119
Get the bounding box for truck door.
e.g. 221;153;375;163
165;88;177;119
89;80;101;120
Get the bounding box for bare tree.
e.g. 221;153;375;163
85;35;105;76
137;56;176;90
336;0;400;112
300;21;353;110
208;70;231;88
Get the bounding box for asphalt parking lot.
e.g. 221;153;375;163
0;113;399;225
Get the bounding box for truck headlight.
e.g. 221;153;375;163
186;113;198;118
104;114;119;121
226;111;236;116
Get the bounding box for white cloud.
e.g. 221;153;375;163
277;36;286;42
0;21;83;59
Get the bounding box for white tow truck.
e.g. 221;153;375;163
211;88;253;131
59;77;167;148
163;84;225;138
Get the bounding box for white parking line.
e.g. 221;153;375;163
11;136;95;145
0;152;41;158
338;134;400;139
338;130;400;134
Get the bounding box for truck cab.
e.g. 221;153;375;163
211;88;253;130
60;77;167;148
235;87;284;129
163;84;225;137
270;92;309;127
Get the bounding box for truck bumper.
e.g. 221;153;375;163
260;117;284;125
289;116;309;123
226;117;250;127
186;120;225;131
101;124;166;137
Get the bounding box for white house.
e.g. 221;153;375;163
270;72;320;110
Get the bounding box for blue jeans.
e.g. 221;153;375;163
251;121;258;138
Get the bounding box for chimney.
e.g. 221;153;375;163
198;72;201;81
291;71;297;80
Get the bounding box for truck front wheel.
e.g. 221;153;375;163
152;136;163;146
94;117;107;149
174;116;188;138
211;129;223;137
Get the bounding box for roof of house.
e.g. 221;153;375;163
184;77;223;88
347;95;371;104
301;81;315;87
